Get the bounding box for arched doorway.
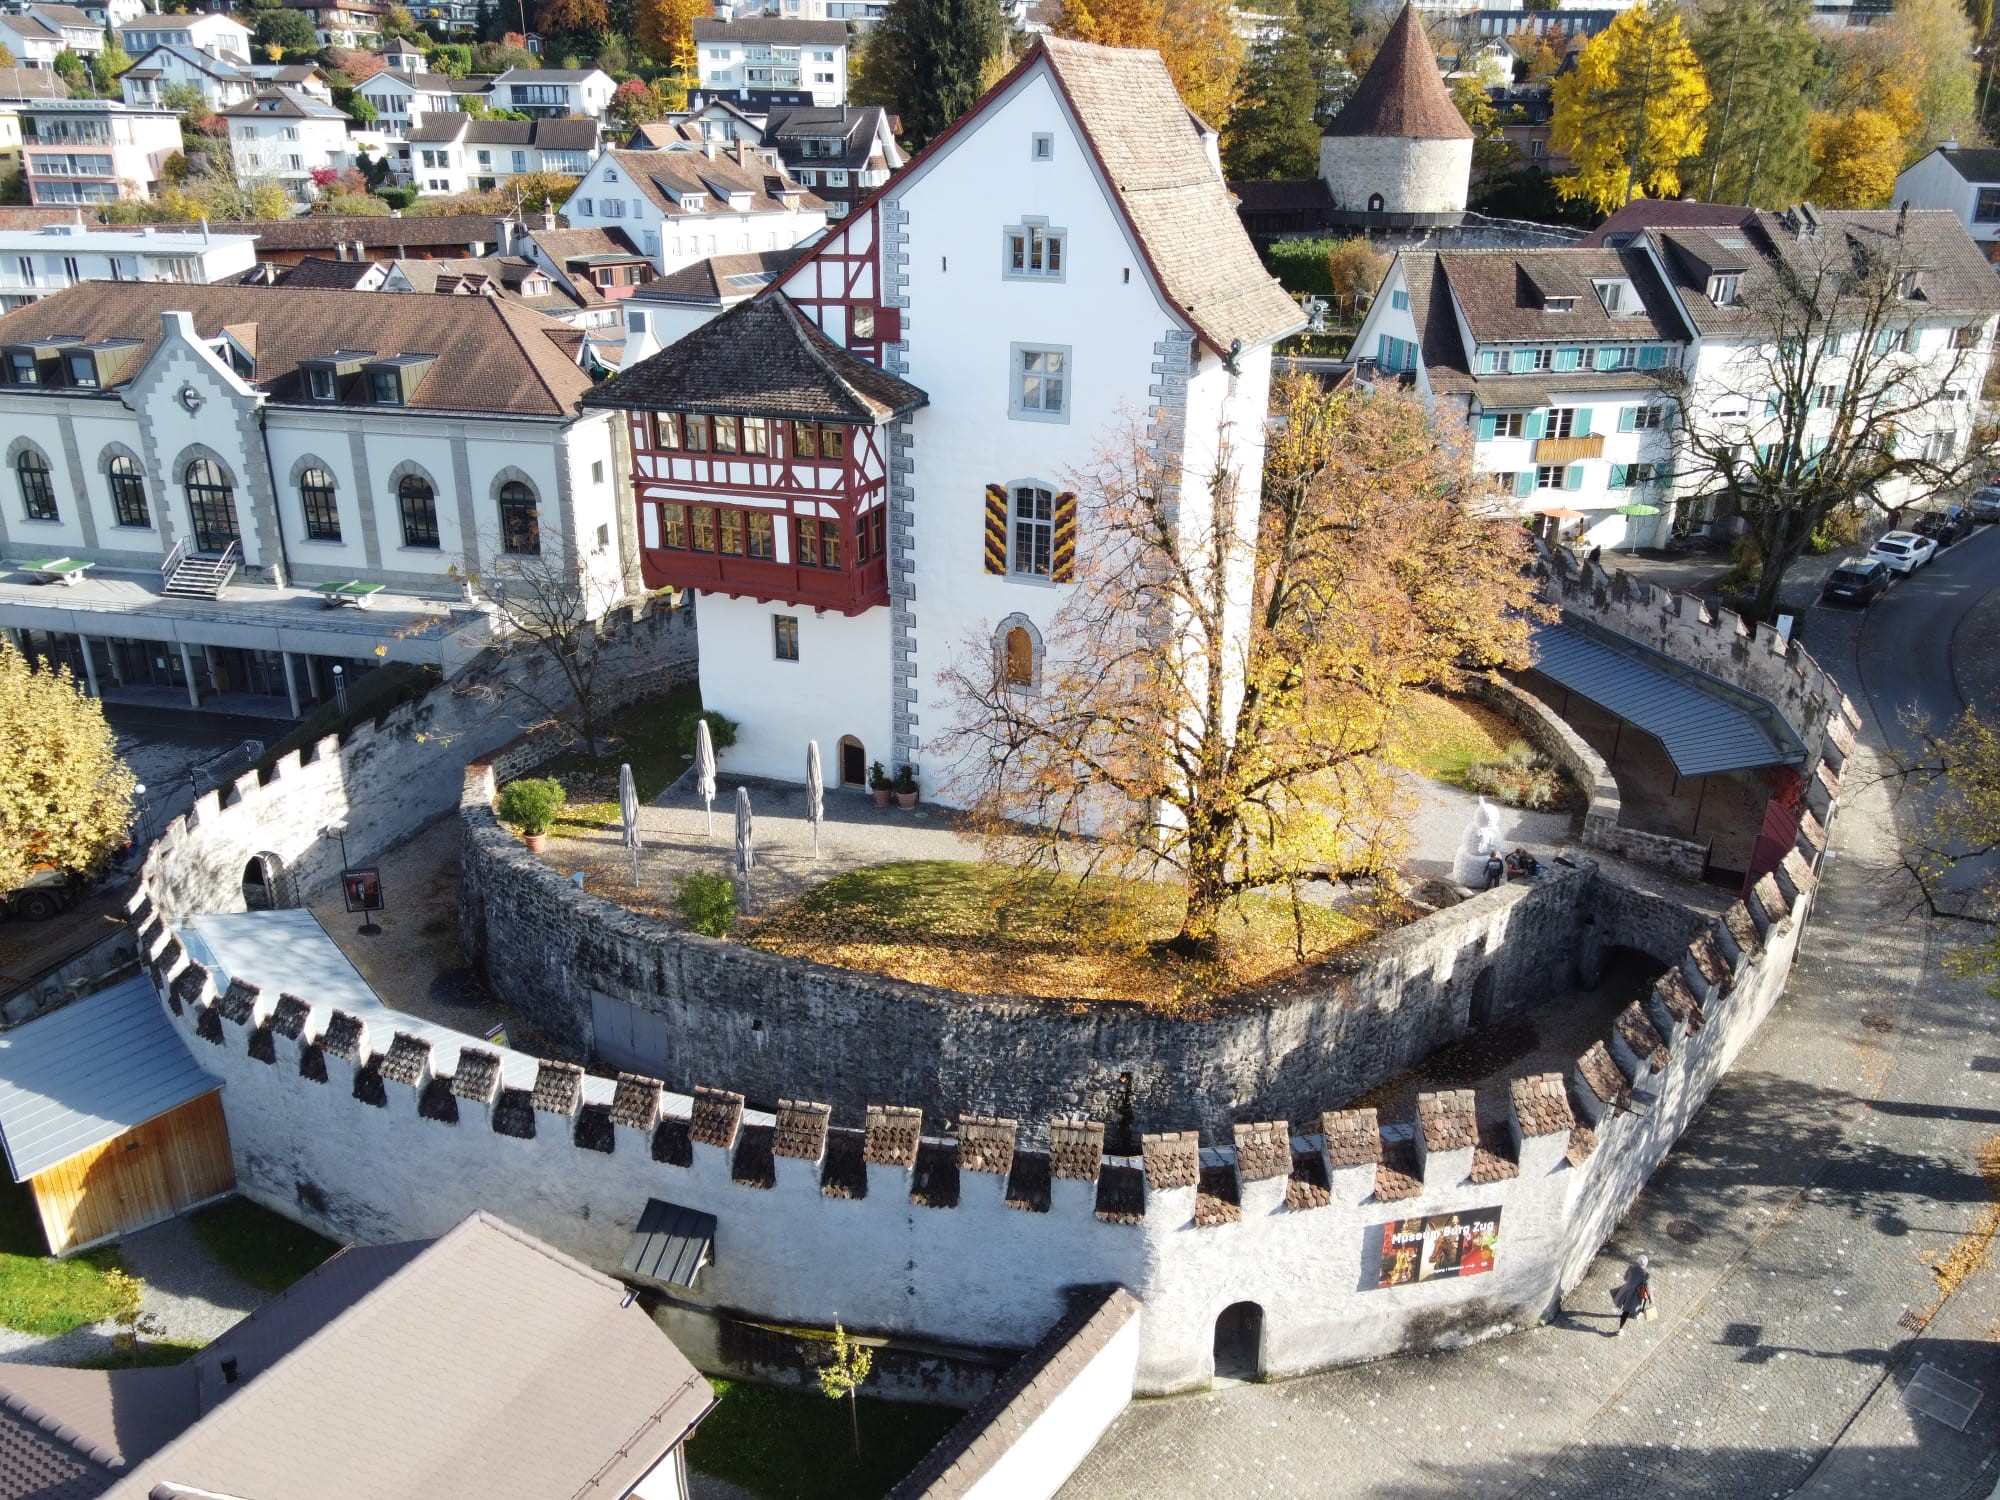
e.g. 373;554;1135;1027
838;736;866;787
184;458;241;555
242;852;288;910
1213;1301;1263;1381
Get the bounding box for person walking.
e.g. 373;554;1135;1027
1617;1253;1653;1334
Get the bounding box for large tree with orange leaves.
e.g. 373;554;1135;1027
1052;0;1244;124
635;0;706;70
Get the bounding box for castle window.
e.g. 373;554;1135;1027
300;466;340;541
1010;345;1069;422
16;449;56;521
773;613;799;661
398;474;439;548
499;480;540;555
1367;193;1385;212
107;455;149;528
1010;484;1054;577
1005;220;1065;280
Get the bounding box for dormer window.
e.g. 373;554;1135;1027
65;352;97;388
364;353;435;406
1594;279;1632;314
6;350;38;385
307;365;336;400
369;369;403;405
1709;274;1740;306
681;193;706;212
1543;294;1575;312
1898;271;1922;299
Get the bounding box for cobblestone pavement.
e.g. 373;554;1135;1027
1062;536;2000;1500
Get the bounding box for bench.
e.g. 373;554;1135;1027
315;579;386;609
23;558;92;587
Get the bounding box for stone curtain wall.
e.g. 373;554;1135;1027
461;754;1708;1139
125;804;1827;1393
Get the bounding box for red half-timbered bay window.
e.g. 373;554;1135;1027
581;293;928;617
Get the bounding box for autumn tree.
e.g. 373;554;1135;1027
536;0;608;39
381;3;424;39
1877;0;1978;158
1294;0;1350;120
0;44;16;67
857;0;1005;147
90;35;133;96
1691;0;1816;207
0;643;137;893
1053;0;1244;124
606;76;667;131
1449;72;1517;179
468;536;629;757
1550;2;1711;212
1223;0;1319;180
938;379;1546;958
1323;234;1388;315
635;0;705;70
1887;707;2000;989
1665;211;1992;622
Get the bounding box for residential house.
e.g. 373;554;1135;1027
210;211;515;266
378;34;425;71
274;243;638;331
759;104;900;219
114;10;252;63
240;61;334;99
581;37;1302;789
511;222;656;323
119;43;260;113
18;98;182;205
0;220;258;311
1348;206;2000;548
0;281;628;715
1489;87;1565;176
563;143;824;274
1893;143;2000;264
490;66;616;120
693;18;848;108
354;66;488;138
0;1212;715;1499
286;0;386;47
0;10;67;69
618;244;807;350
20;4;104;57
67;0;144;27
721;0;889;19
222;87;352;203
401;115;598;195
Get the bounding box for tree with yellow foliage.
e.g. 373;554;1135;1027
1804;104;1911;206
1550;3;1710;213
1053;0;1244;124
0;643;136;894
634;0;706;71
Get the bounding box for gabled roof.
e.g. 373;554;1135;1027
122;43;252;83
119;9;249;27
0;12;63;41
219;85;346;120
601;145;821;219
691;16;847;42
1933;143;2000;185
632;245;809;304
28;4;98;31
493;66;610;84
0;282;593;416
272;256;382;289
1325;4;1473;141
1578;198;1749;248
583;290;927;423
763;104;897;171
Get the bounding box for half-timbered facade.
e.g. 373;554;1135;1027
588;38;1301;792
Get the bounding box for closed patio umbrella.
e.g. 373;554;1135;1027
806;740;824;859
618;762;642;883
735;785;754;876
695;718;716;839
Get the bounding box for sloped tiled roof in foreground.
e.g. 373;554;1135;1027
1038;37;1303;354
584;291;927;423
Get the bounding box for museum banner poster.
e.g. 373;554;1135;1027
1374;1207;1502;1289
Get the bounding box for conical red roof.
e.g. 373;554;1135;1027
1324;4;1473;141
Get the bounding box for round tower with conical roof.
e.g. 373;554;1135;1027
1320;4;1473;222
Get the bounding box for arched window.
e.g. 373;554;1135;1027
498;480;540;555
398;473;440;549
299;467;340;542
183;458;240;553
1004;627;1033;686
1010;484;1053;577
16;449;56;522
107;455;149;528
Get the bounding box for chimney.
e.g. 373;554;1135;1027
705;139;717;159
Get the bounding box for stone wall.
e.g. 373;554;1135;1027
461;748;1708;1140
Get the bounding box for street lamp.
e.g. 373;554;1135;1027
331;663;348;718
132;783;149;846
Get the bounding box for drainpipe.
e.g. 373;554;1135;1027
255;403;291;590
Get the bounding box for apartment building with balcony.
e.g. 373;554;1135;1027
632;101;900;221
0;222;258;312
114;10;252;62
353;67;488;139
401;116;599;195
222;88;352;204
120;44;260;113
285;0;385;47
693;18;847;107
490;67;616;120
18;99;182;205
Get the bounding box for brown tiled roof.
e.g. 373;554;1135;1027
195;1004;225;1046
219;86;345;120
1471;1121;1519;1184
202;214;509;253
1578;198;1749;248
320;1010;364;1060
732;1123;776;1187
689;1085;744;1149
604;147;821;222
1723;900;1763;959
1324;5;1471;141
1374;1138;1424;1200
1435;247;1688;345
1093;1163;1146;1224
0;283;593;417
1510;1073;1573;1137
528;224;646;268
820;1127;868;1197
1049;1117;1105;1180
1286;1151;1330;1210
633;246;809;305
379;1032;430;1088
692;16;846;41
0;69;68;101
1565;1120;1598;1166
531;1060;583;1115
863;1104;922;1168
1193;1164;1241;1226
887;1287;1139;1500
271;994;311;1040
583;291;926;423
609;1073;662;1130
1038;38;1301;353
1751;871;1791;930
1321;1107;1382;1168
0;1367;192;1500
218;978;260;1026
275;257;380;290
450;1047;501;1102
1141;1131;1199;1190
1233;1121;1290;1182
958;1116;1016;1177
1575;1041;1630;1109
910;1140;960;1207
773;1098;830;1160
1780;847;1820;900
1418;1089;1476;1153
1688;930;1733;991
1654;968;1704;1033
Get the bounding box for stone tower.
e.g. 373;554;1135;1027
1320;4;1473;221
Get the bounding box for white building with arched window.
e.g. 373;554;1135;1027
0;282;629;718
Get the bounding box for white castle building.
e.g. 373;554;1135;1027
584;36;1302;792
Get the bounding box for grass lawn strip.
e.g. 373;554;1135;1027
687;1378;960;1500
1384;691;1520;788
0;1172;139;1336
188;1197;339;1295
541;686;704;835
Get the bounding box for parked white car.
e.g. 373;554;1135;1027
1868;530;1938;575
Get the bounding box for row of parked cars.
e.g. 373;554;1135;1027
1820;493;1996;606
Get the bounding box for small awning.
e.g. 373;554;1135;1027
621;1199;716;1290
1530;617;1805;779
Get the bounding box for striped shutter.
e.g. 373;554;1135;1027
983;484;1008;575
1052;491;1078;582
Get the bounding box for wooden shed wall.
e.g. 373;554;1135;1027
29;1091;236;1255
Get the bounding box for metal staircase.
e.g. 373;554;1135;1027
160;539;240;601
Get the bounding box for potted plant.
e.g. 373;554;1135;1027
868;760;892;807
496;776;566;853
894;764;918;810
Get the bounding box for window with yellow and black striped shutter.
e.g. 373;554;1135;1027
1052;490;1076;583
983;483;1008;574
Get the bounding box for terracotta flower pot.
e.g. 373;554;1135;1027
896;791;918;810
872;788;891;806
524;832;548;853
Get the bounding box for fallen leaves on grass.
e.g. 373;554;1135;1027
1385;692;1520;787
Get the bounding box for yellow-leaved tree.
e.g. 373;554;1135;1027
1053;0;1244;124
635;0;707;71
1551;2;1711;213
1804;102;1913;206
0;643;136;893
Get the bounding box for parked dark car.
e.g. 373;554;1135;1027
1912;505;1971;546
0;869;85;922
1822;557;1890;606
1972;487;2000;522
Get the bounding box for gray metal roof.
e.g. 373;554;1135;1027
621;1199;716;1290
1530;620;1802;778
0;974;219;1182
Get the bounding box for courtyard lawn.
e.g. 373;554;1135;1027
1386;691;1520;789
745;860;1374;1006
539;685;705;836
687;1378;961;1500
187;1197;339;1295
0;1173;140;1337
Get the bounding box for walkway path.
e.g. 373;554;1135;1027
1062;532;2000;1500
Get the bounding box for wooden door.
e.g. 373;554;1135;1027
30;1092;236;1255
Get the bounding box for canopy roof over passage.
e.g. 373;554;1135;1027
1530;617;1805;779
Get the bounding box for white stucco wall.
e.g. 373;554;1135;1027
1320;135;1471;216
955;1307;1139;1500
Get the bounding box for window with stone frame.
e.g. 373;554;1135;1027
299;466;340;541
107;454;149;528
15;449;56;521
